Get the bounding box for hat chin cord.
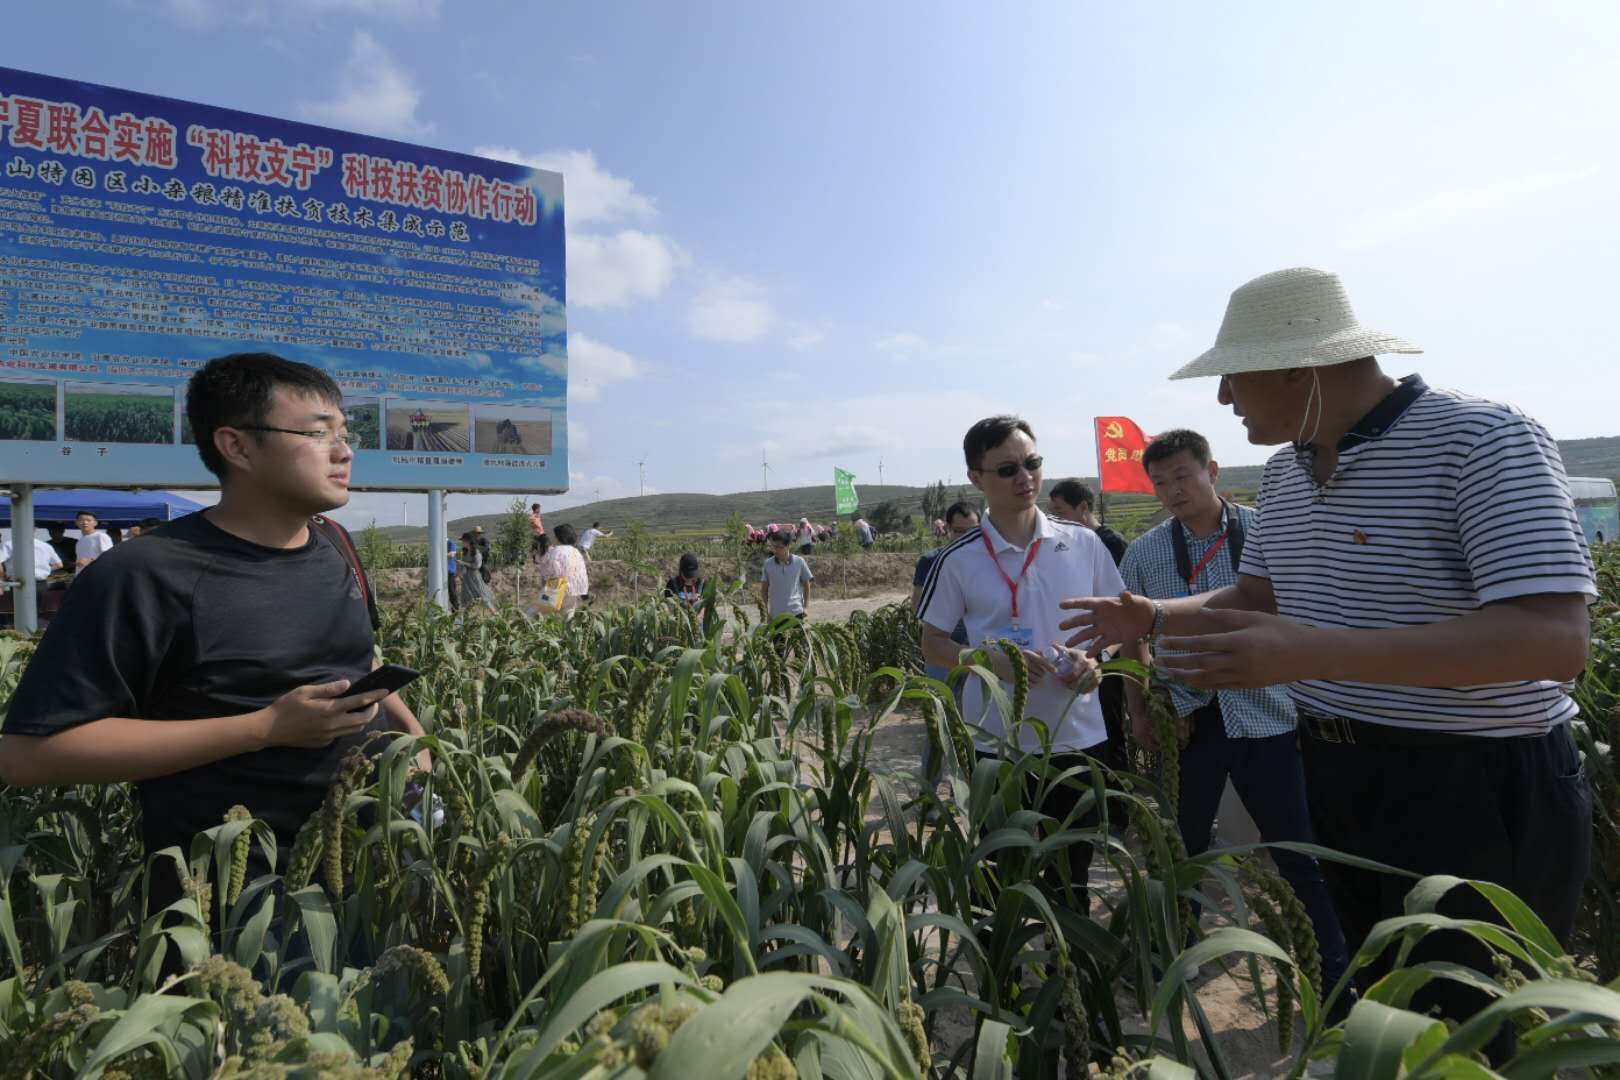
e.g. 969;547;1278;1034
1295;369;1323;447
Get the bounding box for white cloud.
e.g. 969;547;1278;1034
1343;168;1599;250
159;0;436;25
687;277;773;343
786;325;824;351
567;417;589;453
159;0;220;25
728;388;999;464
301;31;432;139
302;0;438;14
472;147;655;227
566;333;642;403
569;230;677;309
874;331;925;352
472;148;674;309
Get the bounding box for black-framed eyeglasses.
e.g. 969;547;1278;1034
986;454;1043;479
236;425;360;449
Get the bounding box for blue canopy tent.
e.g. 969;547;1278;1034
1;489;207;529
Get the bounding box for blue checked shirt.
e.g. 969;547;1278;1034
1118;503;1296;739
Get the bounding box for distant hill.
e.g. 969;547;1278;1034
1553;436;1620;483
379;480;1225;543
376;435;1619;543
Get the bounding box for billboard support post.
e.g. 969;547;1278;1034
427;489;448;610
12;485;38;633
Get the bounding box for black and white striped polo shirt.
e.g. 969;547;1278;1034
1239;374;1597;736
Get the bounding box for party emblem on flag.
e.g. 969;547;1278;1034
1094;416;1156;495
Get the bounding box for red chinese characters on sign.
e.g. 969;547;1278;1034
339;152;538;226
1094;416;1156;495
0;93;177;168
185;125;334;190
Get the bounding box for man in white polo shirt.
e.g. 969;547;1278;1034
918;415;1122;902
1061;268;1594;1050
3;531;64;617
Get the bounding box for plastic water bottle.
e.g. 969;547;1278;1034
1043;644;1075;677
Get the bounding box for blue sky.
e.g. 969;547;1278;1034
6;2;1619;529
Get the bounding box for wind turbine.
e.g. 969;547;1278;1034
878;456;885;487
637;457;647;498
761;449;771;491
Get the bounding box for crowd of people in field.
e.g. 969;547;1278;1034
0;267;1601;1063
2;510;172;617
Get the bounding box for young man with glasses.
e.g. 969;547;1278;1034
916;416;1124;903
0;353;427;916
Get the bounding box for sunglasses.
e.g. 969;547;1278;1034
983;454;1043;479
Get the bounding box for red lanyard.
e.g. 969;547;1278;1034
1185;532;1229;589
981;530;1042;619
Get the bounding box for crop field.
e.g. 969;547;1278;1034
63;389;173;445
0;548;1616;1078
346;403;382;451
0;381;57;441
387;405;471;453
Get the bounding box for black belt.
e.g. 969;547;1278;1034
1298;709;1488;749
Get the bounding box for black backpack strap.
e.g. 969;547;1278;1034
1171;500;1245;588
1224;500;1245;573
311;515;380;632
1170;517;1192;587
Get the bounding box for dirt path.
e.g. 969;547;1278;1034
850;698;1296;1077
807;590;911;624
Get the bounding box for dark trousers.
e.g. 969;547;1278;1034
1178;700;1350;988
1301;721;1591;1049
979;750;1101;912
1094;670;1129;773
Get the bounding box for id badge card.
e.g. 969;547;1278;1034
988;623;1033;649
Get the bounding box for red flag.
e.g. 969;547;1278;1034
1094;416;1155;494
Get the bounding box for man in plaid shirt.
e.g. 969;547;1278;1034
1120;429;1349;992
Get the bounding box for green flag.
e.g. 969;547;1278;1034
834;468;859;514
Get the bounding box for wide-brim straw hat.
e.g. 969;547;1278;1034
1171;267;1421;380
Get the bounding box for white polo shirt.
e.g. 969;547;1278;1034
917;510;1126;752
1;538;61;581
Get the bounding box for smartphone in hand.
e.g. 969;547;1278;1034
346;663;420;698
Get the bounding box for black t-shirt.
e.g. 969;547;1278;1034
664;576;704;602
1095;525;1128;567
2;512;384;865
47;537;77;572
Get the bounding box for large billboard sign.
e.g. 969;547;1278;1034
0;66;567;492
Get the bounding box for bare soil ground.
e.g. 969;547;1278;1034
815;594;1299;1078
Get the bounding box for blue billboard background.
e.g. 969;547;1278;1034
0;65;567;492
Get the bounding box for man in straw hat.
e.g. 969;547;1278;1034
1059;267;1595;1043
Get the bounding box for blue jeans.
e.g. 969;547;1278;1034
1179;699;1351;991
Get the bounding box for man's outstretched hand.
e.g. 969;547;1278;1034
1154;609;1316;690
1058;591;1155;655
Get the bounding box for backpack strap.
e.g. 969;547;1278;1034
1224;500;1245;572
1170;500;1244;591
311;515;380;632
